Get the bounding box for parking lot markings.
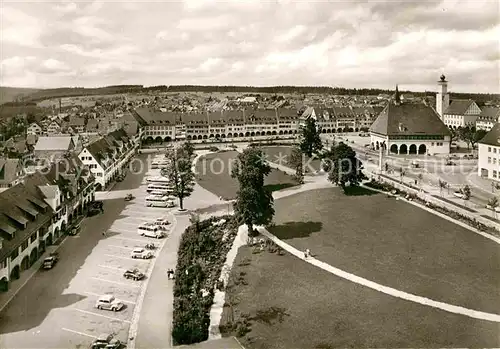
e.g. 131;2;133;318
91;277;141;287
103;254;150;261
62;328;98;338
72;308;131;323
84;291;137;305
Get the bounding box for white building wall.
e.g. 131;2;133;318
478;143;500;181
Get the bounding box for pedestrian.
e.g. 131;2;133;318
102;231;107;237
304;248;310;259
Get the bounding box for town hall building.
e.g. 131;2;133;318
369;84;451;155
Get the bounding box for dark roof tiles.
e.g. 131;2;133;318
370;102;451;136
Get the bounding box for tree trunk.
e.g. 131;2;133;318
179;197;184;210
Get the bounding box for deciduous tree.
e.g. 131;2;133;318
289;146;304;184
299;117;323;157
231;148;274;236
322;142;365;191
161;148;195;210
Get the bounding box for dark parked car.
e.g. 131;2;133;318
90;333;121;349
90;201;104;210
124;194;134;201
123;268;145;281
42;253;59;269
87;207;102;217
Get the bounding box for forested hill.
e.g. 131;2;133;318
2;84;498;104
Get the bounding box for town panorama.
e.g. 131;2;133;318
0;0;499;348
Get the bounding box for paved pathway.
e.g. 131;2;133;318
254;225;500;323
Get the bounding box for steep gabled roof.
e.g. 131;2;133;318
0;181;54;262
478;107;500;121
370;102;451;136
444;99;475;115
479;123;500;146
0;159;21;185
34;136;74;152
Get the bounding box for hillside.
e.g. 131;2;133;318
0;87;41;104
2;85;498;106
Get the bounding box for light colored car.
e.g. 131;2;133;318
154;217;170;227
95;295;124;312
453;191;465;199
131;248;153;259
138;223;166;238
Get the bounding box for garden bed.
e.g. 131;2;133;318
172;215;239;345
431;195;477;213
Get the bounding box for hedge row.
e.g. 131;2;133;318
172;215;239;345
365;180;499;237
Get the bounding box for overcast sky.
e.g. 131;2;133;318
0;0;498;93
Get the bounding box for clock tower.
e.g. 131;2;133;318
436;74;449;119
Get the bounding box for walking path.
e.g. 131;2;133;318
134;213;191;349
254;225;500;323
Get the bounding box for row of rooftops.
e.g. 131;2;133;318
0;155;94;262
133;105;384;126
84;129;134;170
444;100;500;121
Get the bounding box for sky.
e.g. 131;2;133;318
0;0;499;93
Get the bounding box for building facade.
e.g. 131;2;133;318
78;129;137;190
476;107;500;131
443;99;481;128
477;123;500;181
370;87;451;155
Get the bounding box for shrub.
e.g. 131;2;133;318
172;215;239;345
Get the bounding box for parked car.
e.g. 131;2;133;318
445;161;456;166
42;255;58;269
95;295;124;312
90;201;104;210
123;268;145;281
90;333;121;349
453;191;465;199
131;248;153;259
410;161;420;168
67;222;81;236
154;217;170;227
87;207;102;217
124;194;134;201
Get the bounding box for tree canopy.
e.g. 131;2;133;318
322;142;365;190
161;148;195;210
231;148;274;235
299;117;323;157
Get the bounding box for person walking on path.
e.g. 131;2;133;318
304;248;311;259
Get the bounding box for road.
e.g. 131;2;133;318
329;135;492;206
0;154;177;349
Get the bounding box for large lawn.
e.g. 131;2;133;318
268;187;500;315
195;151;299;200
221;245;499;348
260;146;322;173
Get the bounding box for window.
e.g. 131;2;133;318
494;148;497;154
488;147;491;152
10;248;19;261
488;157;492;163
30;232;37;243
494;158;497;165
0;260;6;269
21;240;28;251
494;170;498;178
